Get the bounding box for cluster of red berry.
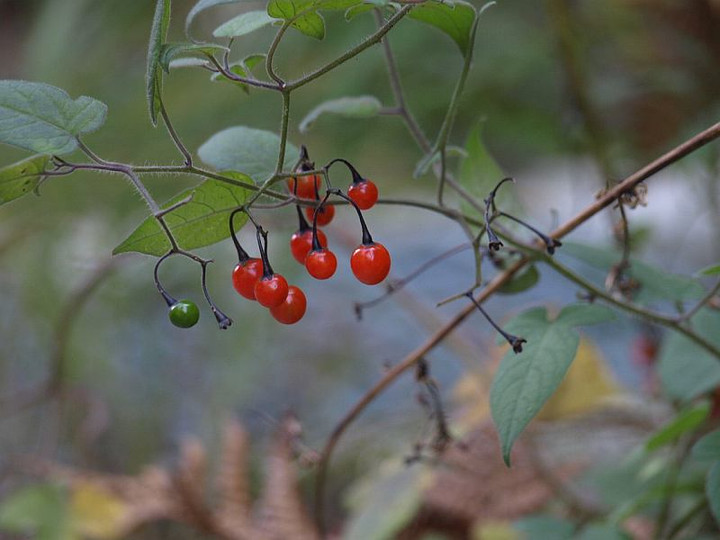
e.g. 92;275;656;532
231;152;390;325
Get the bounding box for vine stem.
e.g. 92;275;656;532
313;119;720;534
285;5;414;91
158;95;193;166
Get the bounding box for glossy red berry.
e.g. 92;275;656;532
270;285;307;324
350;242;391;285
288;174;322;200
254;274;289;308
232;258;264;300
348;180;379;210
290;228;328;265
305;249;337;280
305;205;335;227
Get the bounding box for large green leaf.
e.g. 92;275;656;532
185;0;247;37
692;429;720;461
158;43;227;72
645;401;710;452
659;309;720;401
0;154;49;205
267;0;325;40
708;462;720;527
299;96;382;133
0;484;72;540
561;242;704;304
113;172;251;256
198;126;298;183
146;0;172;126
0;81;107;154
213;10;276;37
490;304;615;465
408;0;477;57
456;122;521;223
514;516;574;540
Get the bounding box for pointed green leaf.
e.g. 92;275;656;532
645;401;710;452
562;242;704;303
408;0;477;57
0;81;107;154
186;0;246;37
158;43;227;72
113;172;252;256
213;10;276;37
708;462;720;527
498;264;539;295
269;0;326;40
491;304;615;465
168;57;209;69
693;429;720;461
699;263;720;276
198;126;298;183
146;0;172;126
659;309;720;401
299;96;382;133
0;154;49;205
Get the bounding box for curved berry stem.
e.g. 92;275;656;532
325;158;364;184
465;292;526;353
229;208;251;263
200;260;233;330
296;204;311;232
153;253;177;307
495;211;562;255
255;225;275;278
311;192;333;251
484;177;515;251
329;189;373;245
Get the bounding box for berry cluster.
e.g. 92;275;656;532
229;150;389;325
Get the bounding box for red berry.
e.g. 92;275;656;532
232;258;264;300
351;243;391;285
348;180;379;210
305;205;335;227
305;249;337;280
270;285;307;324
290;228;328;264
288;174;322;199
254;274;289;307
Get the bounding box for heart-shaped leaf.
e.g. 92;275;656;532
0;80;107;154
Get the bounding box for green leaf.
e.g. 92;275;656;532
299;96;382;133
457;122;521;223
490;304;615;465
561;242;704;303
210;55;266;91
185;0;246;37
707;462;720;527
0;484;72;540
267;0;326;40
692;429;720;461
213;10;276;37
0;154;49;205
113;171;252;256
698;263;720;276
498;264;539;295
198;126;298;183
158;43;227;72
168;57;209;69
659;309;720;401
576;524;629;540
0;81;107;154
408;0;477;57
412;145;467;178
514;515;574;540
146;0;172;126
345;464;432;540
645;401;710;452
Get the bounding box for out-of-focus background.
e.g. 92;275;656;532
1;0;720;538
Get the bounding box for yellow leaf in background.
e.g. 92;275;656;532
536;337;619;421
472;520;520;540
70;483;127;539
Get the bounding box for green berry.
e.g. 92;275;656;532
169;299;200;328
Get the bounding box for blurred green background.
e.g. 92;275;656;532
1;0;720;537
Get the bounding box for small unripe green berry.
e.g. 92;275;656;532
169;299;200;328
